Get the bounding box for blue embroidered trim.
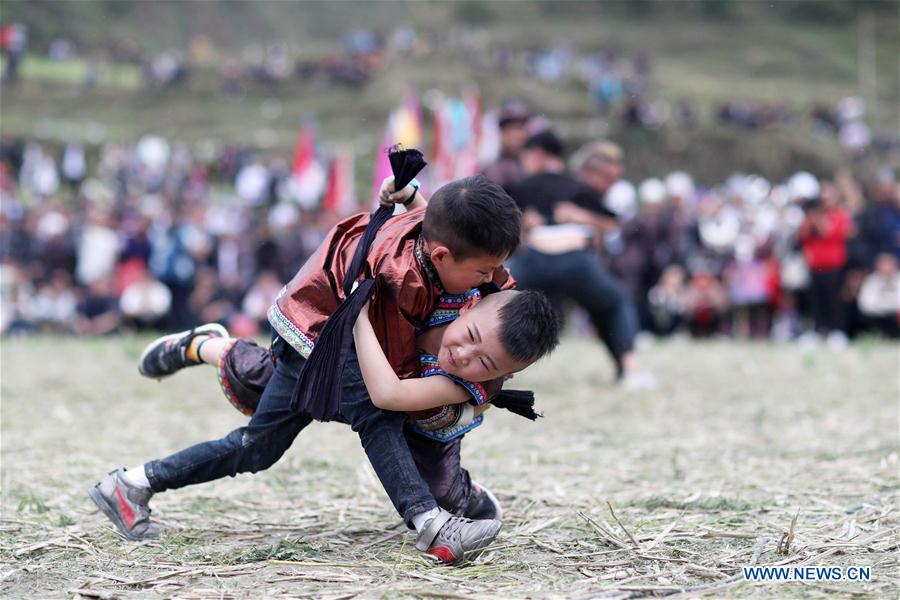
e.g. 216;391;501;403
419;288;481;333
419;353;488;406
266;303;315;358
411;415;483;442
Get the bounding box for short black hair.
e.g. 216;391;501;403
498;99;533;128
423;175;521;259
496;290;561;364
523;129;565;158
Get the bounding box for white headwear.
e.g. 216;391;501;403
605;180;637;220
787;171;820;202
36;211;69;240
638;178;666;206
743;175;771;205
665;171;694;200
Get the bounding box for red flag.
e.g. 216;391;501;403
291;120;316;177
288;119;326;209
323;147;356;216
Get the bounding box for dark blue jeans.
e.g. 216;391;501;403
145;336;441;525
509;247;638;365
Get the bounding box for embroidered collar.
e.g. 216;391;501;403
414;235;444;293
419;288;481;333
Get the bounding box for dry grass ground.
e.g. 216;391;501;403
1;335;897;599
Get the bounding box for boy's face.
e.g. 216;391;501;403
429;244;508;294
437;298;526;382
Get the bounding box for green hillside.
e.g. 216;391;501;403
1;0;897;181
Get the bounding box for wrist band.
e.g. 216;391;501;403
402;178;421;206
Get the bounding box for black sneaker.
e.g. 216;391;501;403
415;508;501;565
137;323;228;379
463;482;503;521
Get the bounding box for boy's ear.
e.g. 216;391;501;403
430;245;452;265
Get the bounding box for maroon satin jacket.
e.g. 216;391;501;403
268;208;514;380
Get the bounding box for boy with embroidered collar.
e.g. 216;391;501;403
90;175;523;565
354;287;560;441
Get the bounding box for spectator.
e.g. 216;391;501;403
119;268;172;329
798;178;852;347
481;100;532;190
33;270;78;332
647;264;688;336
76;206;119;286
857;253;899;338
241;269;283;331
684;271;729;338
61;143;87;195
508;130;655;389
187;266;234;326
75;277;121;335
858;168;900;263
0;262;36;334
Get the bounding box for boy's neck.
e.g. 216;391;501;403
416;324;447;356
414;235;444;292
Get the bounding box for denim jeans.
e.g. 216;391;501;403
146;336;440;525
508;247;638;363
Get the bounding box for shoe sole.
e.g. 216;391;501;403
88;485;156;542
137;323;228;379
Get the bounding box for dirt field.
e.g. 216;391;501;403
1;335;897;599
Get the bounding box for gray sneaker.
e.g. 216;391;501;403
89;468;160;541
415;508;501;565
138;323;228;379
463;482;503;521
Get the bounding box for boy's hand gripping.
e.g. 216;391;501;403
378;176;417;207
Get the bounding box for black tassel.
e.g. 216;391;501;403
290;145;426;421
342;204;393;296
492;389;542;421
387;145;427;190
291;278;376;420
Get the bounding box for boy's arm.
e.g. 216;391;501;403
354;302;470;411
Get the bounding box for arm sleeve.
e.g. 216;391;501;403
409;370;487;442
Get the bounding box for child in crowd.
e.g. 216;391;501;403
90;175;527;564
857;253;900;338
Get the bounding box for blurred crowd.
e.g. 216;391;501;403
606;167;899;345
0;136;344;338
483;102;899;347
1;99;898;346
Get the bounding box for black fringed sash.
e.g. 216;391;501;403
289;146;427;421
492;389;542;421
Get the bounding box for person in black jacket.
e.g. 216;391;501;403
507;130;657;390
